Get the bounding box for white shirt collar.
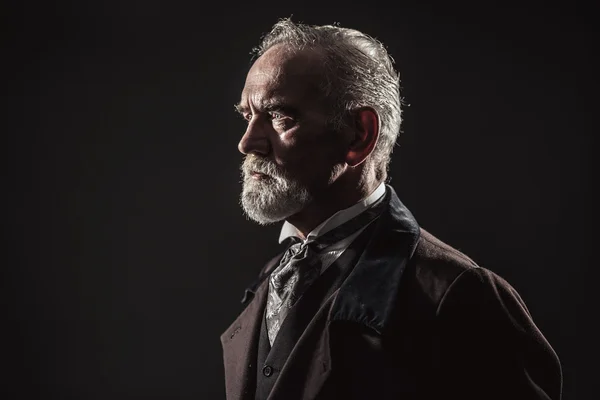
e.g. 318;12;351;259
278;182;386;244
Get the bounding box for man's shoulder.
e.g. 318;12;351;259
403;228;484;307
414;228;479;272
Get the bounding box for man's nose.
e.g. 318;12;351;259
238;119;270;156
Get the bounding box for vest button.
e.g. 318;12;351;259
262;365;273;377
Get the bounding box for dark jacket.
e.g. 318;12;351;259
221;186;562;399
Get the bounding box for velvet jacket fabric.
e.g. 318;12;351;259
221;185;562;399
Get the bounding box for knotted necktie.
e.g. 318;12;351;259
265;195;387;345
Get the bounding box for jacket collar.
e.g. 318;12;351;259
329;184;420;334
222;185;420;399
239;184;420;333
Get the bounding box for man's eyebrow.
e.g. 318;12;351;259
234;99;298;115
262;99;289;111
261;99;300;117
234;103;247;115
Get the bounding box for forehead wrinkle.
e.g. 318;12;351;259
241;79;289;114
239;62;284;109
239;46;328;114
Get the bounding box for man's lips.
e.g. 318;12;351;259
251;171;269;179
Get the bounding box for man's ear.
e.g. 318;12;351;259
345;107;379;167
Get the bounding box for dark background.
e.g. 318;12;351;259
5;0;595;399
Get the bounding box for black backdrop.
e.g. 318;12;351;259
5;1;595;399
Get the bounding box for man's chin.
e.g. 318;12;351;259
240;193;308;226
241;205;290;226
246;214;284;226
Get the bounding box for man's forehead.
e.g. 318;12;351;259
239;46;326;110
238;80;288;112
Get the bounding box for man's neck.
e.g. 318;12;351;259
287;176;382;239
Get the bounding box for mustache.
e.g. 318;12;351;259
241;156;286;179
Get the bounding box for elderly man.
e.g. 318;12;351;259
221;18;562;400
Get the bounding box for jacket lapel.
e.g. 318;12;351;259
220;278;269;400
267;219;381;400
330;184;420;333
221;185;420;400
273;185;419;399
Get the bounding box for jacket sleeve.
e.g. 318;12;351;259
434;267;563;400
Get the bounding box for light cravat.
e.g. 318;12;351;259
265;194;387;345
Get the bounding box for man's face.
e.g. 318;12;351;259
236;45;347;225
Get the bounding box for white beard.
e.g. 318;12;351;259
239;156;312;225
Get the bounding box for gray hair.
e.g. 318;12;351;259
252;18;403;182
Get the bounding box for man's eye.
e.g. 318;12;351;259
243;113;253;122
270;112;283;120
